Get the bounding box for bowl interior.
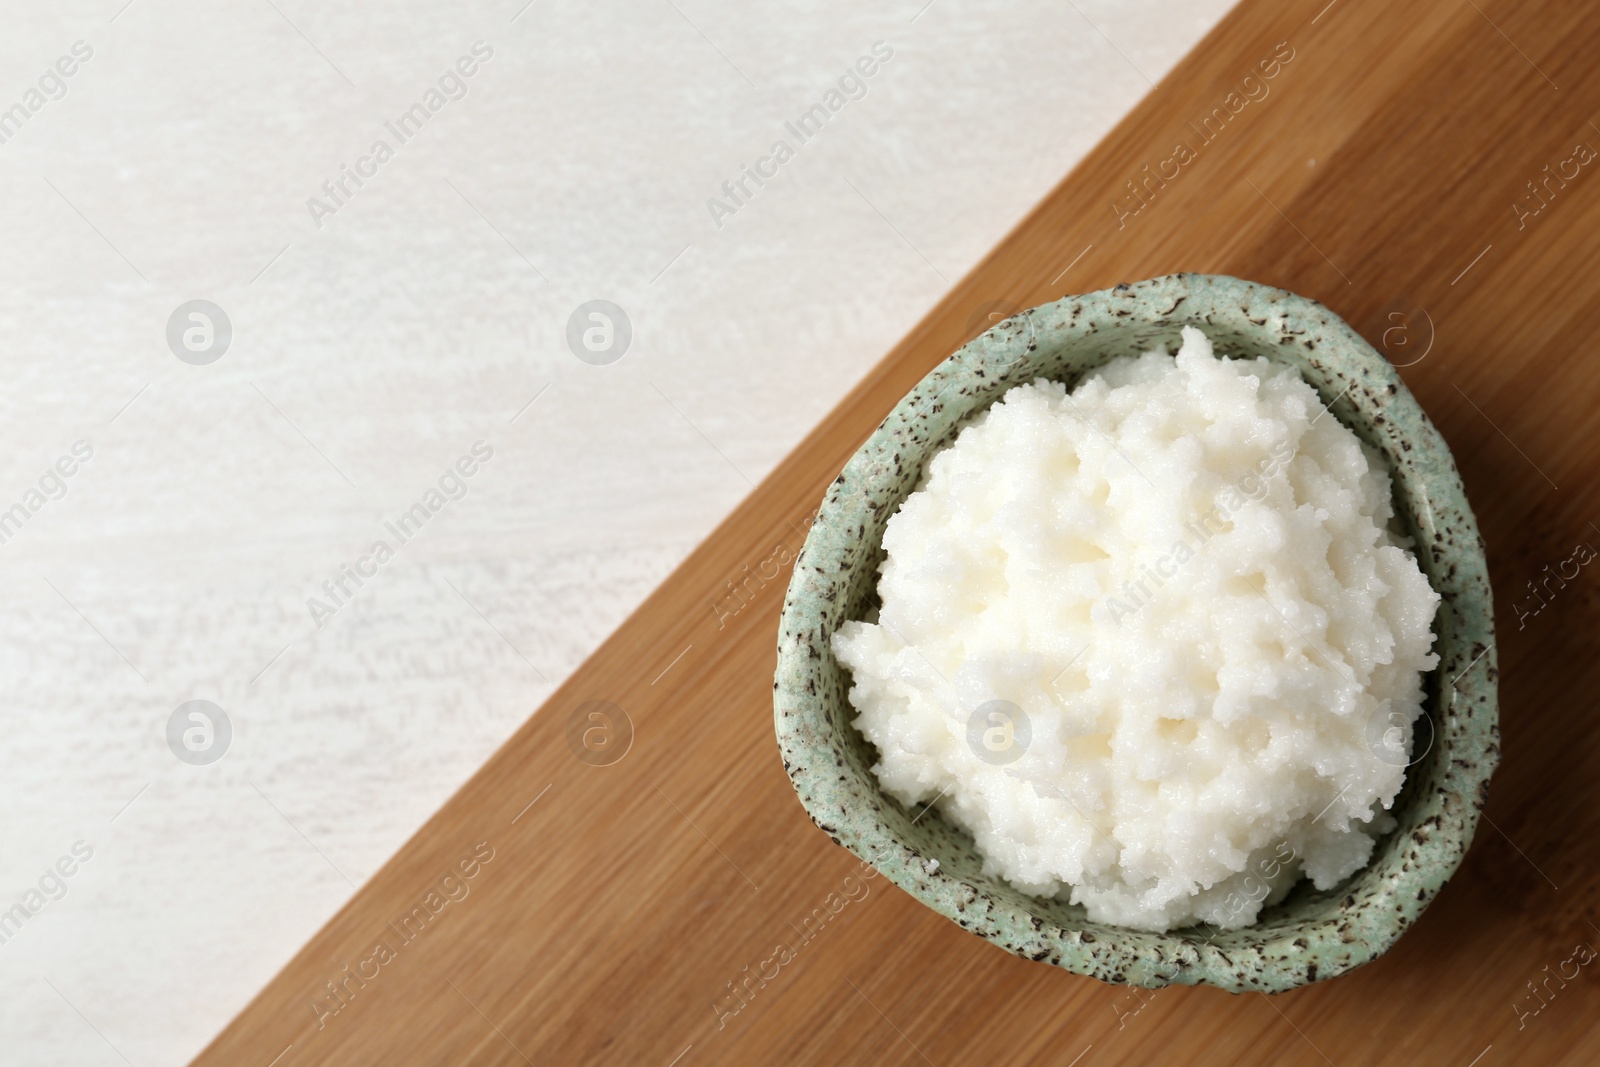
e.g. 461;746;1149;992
775;274;1498;991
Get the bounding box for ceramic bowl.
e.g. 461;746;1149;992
773;273;1498;992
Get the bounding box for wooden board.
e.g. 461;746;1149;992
196;0;1600;1063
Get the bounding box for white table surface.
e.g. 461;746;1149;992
0;1;1231;1061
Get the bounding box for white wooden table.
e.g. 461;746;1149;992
0;1;1229;1061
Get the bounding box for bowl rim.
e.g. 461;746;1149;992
773;272;1499;993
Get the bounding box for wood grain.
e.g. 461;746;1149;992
195;0;1600;1063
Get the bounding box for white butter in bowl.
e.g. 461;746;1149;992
832;326;1440;933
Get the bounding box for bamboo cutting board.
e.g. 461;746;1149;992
197;0;1600;1063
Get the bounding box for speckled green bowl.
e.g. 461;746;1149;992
773;273;1498;993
